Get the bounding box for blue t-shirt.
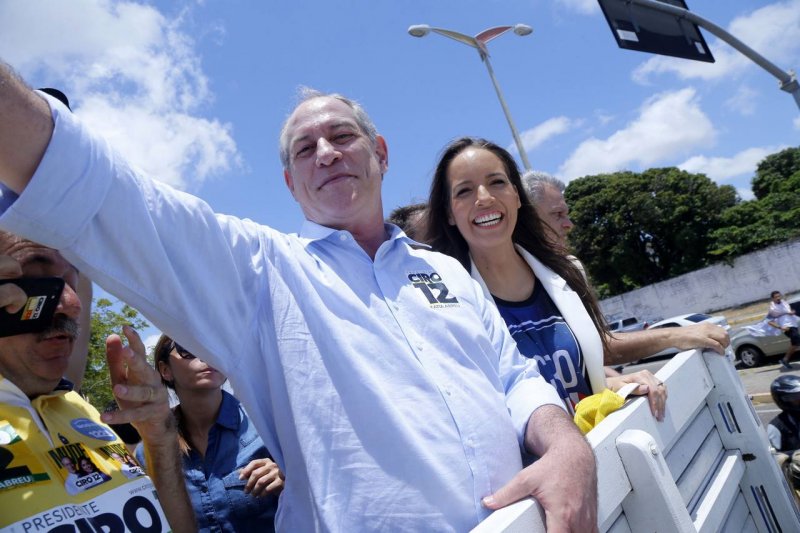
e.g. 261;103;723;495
494;283;593;414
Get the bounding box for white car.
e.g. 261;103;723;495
621;313;729;373
648;313;728;331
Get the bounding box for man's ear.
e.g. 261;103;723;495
375;135;389;174
284;169;297;198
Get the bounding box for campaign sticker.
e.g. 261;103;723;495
70;419;116;442
21;296;47;320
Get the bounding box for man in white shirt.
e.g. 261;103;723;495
768;291;799;370
0;69;597;531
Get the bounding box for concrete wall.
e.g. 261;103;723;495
601;238;800;321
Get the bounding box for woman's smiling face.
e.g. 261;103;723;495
446;147;521;255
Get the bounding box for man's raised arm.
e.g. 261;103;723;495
0;62;53;193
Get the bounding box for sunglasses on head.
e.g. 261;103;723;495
173;342;196;360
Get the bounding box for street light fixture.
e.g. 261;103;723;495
408;24;534;171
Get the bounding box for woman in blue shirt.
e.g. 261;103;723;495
137;335;283;532
422;137;666;418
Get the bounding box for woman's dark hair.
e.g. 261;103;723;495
154;334;178;389
152;334;190;454
422;137;609;351
75;455;93;476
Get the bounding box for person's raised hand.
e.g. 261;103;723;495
101;325;174;443
0;255;26;314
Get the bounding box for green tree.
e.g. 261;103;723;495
751;146;800;200
565;168;737;297
710;146;800;259
79;298;149;411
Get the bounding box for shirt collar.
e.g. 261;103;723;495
296;219;430;250
215;390;240;431
297;219;338;242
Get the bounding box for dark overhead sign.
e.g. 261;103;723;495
598;0;715;63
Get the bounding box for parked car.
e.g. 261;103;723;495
607;316;649;332
620;313;729;374
731;300;800;368
648;313;729;331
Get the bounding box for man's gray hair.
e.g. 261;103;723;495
278;87;379;169
522;170;565;203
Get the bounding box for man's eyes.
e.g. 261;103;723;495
293;133;356;159
333;133;355;143
295;145;312;158
453;187;471;198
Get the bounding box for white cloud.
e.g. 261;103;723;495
0;0;240;190
558;88;715;179
794;115;800;130
724;86;759;116
144;332;163;354
554;0;598;16
513;116;577;154
632;0;800;84
594;111;614;126
736;187;755;201
678;145;787;182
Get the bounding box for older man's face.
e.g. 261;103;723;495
0;239;80;398
283;97;388;231
534;183;574;249
61;456;77;474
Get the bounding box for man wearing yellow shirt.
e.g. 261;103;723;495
0;231;195;532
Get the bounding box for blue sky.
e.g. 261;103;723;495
2;0;799;347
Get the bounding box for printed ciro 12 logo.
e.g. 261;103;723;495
408;272;459;308
71;418;117;441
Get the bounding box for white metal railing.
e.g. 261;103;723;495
472;349;800;532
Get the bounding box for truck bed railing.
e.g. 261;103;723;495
472;349;800;532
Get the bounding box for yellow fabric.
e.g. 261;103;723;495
574;388;626;435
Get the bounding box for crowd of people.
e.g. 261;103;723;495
0;60;735;532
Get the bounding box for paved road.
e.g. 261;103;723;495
739;360;800;427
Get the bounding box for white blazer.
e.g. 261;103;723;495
470;244;607;395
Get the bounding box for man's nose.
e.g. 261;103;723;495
56;283;81;320
563;216;574;231
315;138;341;167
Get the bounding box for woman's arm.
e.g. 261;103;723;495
604;323;729;366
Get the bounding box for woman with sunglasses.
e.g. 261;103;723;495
136;335;284;532
422;137;670;420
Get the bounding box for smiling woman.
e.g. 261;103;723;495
421;137;667;419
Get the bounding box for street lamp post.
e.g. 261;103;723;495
408;24;534;171
621;0;800;111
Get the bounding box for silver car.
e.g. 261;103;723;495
607;316;649;333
